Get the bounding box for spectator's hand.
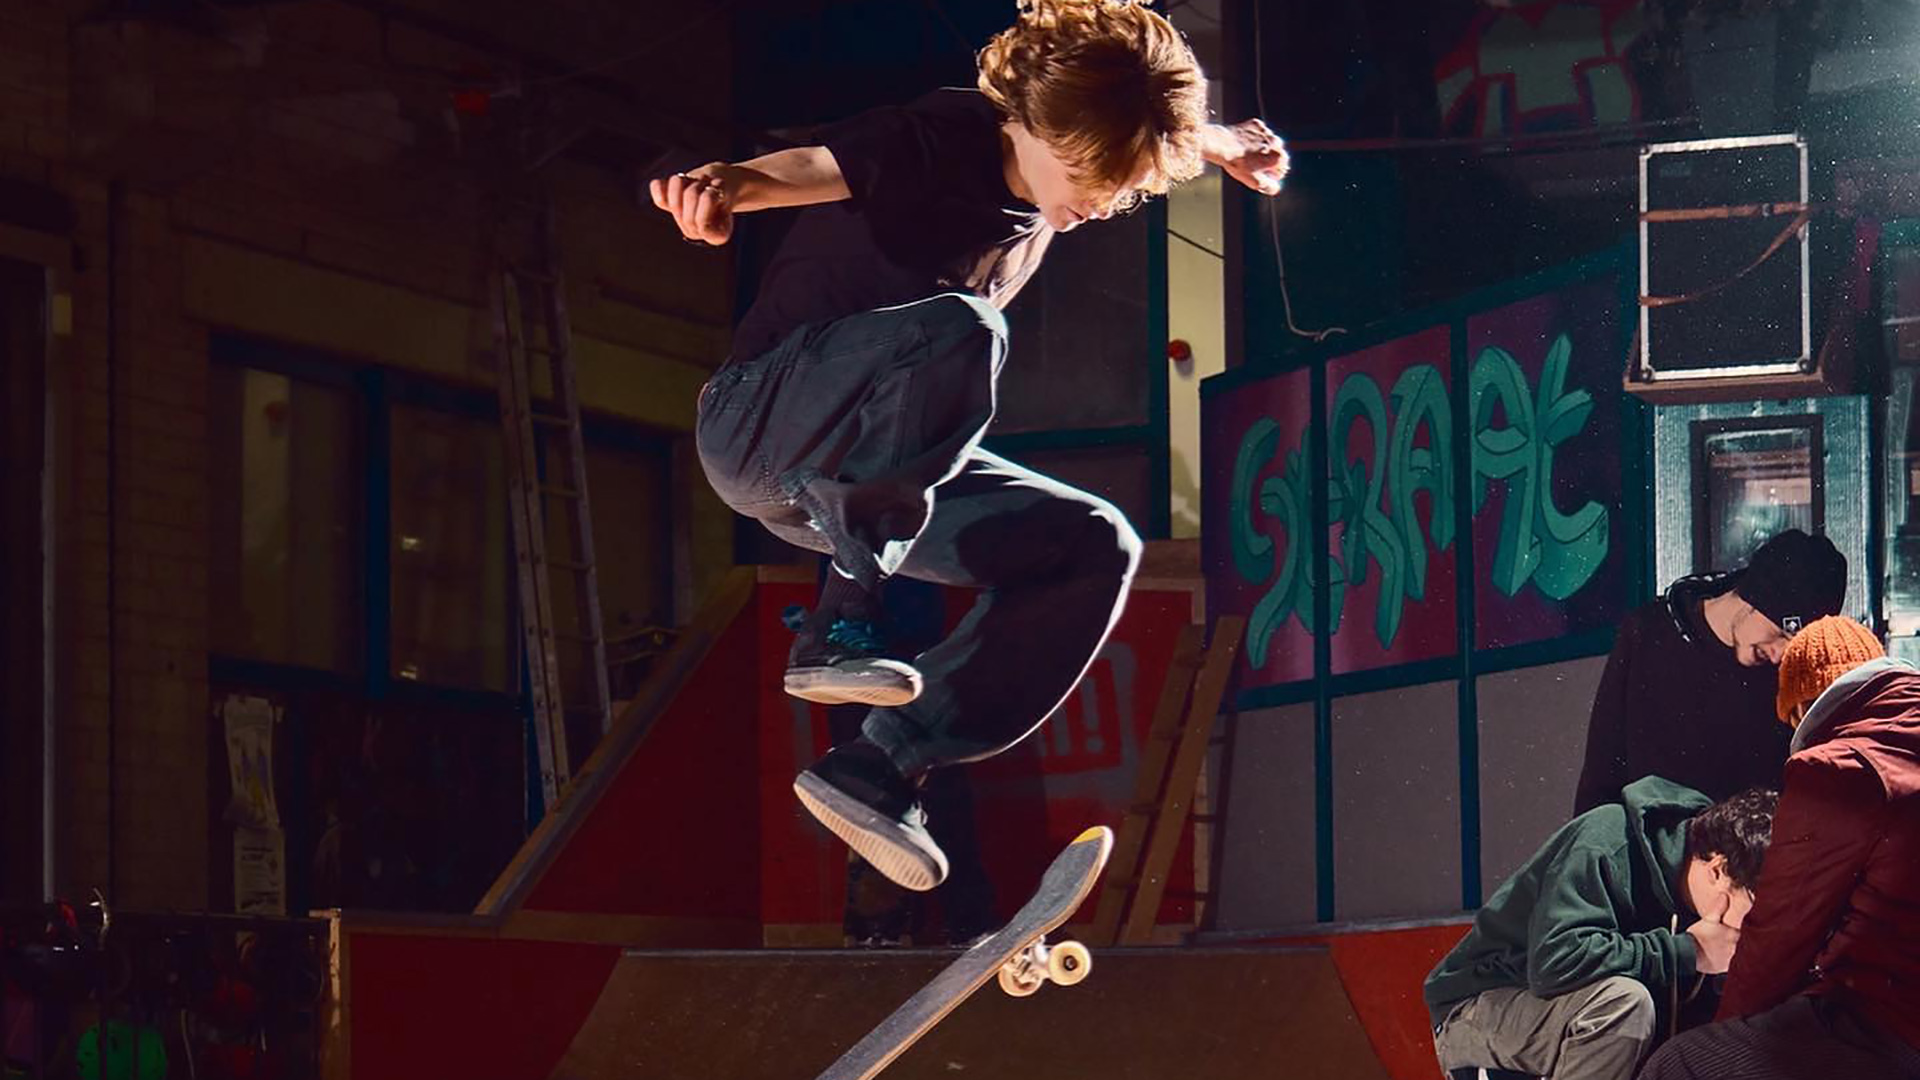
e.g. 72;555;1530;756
1686;919;1741;975
649;163;736;245
1208;119;1290;196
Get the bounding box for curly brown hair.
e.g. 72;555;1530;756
976;0;1208;210
1685;787;1780;890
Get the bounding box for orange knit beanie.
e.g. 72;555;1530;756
1775;615;1884;724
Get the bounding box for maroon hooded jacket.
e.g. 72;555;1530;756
1717;659;1920;1049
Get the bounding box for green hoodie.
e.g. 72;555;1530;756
1424;776;1705;1024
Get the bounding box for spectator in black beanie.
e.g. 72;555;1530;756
1574;529;1847;814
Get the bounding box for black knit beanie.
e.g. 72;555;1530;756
1735;529;1847;634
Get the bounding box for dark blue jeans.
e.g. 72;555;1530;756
696;293;1142;775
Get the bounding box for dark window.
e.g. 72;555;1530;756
1689;416;1825;575
209;366;362;674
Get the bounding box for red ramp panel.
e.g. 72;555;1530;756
550;946;1391;1080
343;930;621;1080
1262;920;1474;1080
524;592;762;923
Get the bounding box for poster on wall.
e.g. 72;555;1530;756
234;828;286;916
1202;365;1316;689
222;694;286;915
1325;327;1458;675
222;694;279;829
1467;276;1629;651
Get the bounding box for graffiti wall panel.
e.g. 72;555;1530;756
1208;259;1633;681
1325;328;1459;675
1468;277;1628;651
1203;365;1317;689
1434;0;1650;139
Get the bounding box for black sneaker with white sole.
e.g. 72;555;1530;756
785;615;924;707
793;741;949;892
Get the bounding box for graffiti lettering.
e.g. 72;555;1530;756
1230;417;1335;667
1435;0;1649;139
1228;333;1611;663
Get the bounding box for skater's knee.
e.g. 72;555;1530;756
1078;498;1142;580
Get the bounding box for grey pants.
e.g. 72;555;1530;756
696;293;1143;776
1636;994;1920;1080
1434;977;1657;1080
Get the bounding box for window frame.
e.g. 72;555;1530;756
207;334;676;711
1686;413;1827;576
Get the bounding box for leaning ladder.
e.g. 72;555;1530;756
489;191;613;808
1088;615;1245;946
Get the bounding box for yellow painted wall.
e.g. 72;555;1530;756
1166;172;1227;540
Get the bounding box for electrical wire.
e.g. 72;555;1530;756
1251;0;1346;343
1169;227;1224;259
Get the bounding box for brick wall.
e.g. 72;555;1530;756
0;0;735;911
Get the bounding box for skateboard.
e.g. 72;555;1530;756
816;825;1115;1080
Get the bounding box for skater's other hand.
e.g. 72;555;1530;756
1685;919;1741;975
1205;118;1290;196
649;164;735;246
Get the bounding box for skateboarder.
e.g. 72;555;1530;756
652;0;1289;890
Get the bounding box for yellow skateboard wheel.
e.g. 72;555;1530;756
1047;941;1091;986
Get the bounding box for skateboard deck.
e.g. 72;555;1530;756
816;826;1115;1080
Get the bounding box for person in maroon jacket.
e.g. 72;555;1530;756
1637;616;1920;1080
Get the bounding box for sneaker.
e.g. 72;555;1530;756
794;742;949;892
785;615;923;707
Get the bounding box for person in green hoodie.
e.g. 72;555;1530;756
1425;778;1779;1080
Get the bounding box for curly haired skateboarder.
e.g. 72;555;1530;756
651;0;1289;892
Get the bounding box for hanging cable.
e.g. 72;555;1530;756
1169;227;1224;259
1251;0;1346;343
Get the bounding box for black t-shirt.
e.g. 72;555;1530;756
730;88;1054;361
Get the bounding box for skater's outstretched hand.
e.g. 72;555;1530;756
1202;118;1290;196
650;164;738;246
647;147;853;246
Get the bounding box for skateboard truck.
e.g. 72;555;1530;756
994;937;1093;997
816;826;1114;1080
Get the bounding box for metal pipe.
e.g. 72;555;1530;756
106;177;123;903
41;265;57;900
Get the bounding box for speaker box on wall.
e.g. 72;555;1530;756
1628;134;1848;404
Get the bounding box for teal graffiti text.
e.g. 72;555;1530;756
1227;333;1611;666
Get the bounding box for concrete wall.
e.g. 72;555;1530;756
1475;656;1607;900
1214;658;1608;931
1332;682;1461;922
1216;702;1319;930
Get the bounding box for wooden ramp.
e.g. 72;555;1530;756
550;946;1392;1080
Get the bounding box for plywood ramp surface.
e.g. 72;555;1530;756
552;946;1392;1080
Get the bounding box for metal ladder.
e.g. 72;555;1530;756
489;191;612;809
